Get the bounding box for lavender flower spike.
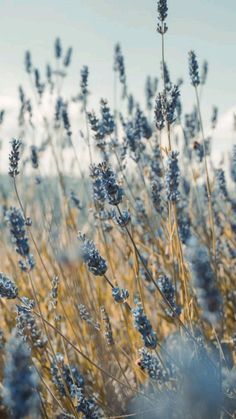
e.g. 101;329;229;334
157;0;168;34
79;233;107;276
0;273;18;299
3;330;40;419
185;236;222;325
165;151;180;202
188;51;200;87
132;303;157;349
9;138;21;178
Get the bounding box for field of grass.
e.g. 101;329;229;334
0;1;236;418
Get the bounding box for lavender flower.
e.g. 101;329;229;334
157;0;168;34
55;37;62;59
88;101;114;158
101;306;114;345
6;208;29;256
193;140;204;162
188;51;200;87
185;236;222;325
115;209;131;227
134;106;152;139
70;191;83;210
49;276;59;309
155;93;165;130
51;353;84;397
46;64;53;86
79;233;107;276
165;151;180;202
211;106;218;129
100;99;115;136
0;273;18;299
16;297;47;348
215;168;228;199
0;109;5;124
63;47;73;67
201;60;208;85
90;162;124;206
128;93;134;115
138;348;167;383
9;138;21;178
76;387;103;418
34;68;44;96
145;76;158;110
30;145;39;169
24;50;32;74
114;43;127;97
87;111;106;157
19;85;25;105
55;96;63;122
5;207;35;271
132;303;157;349
177;204;191;244
51;352;102;417
62;103;72;136
157;0;168;22
163;61;172;91
79;304;100;330
112;287;129;303
3;330;40;419
155;85;180;130
157;274;180;316
80;65;89;97
150;143;162;178
135;197;147;226
90;165;107;203
122;119;144;161
151;180;163;214
184;107;200;142
166;85;180;124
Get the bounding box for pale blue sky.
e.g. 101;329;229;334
1;0;236;116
